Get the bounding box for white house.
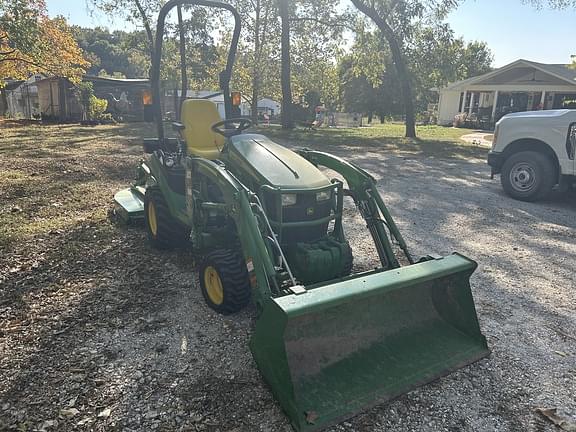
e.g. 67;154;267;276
255;97;281;117
437;59;576;127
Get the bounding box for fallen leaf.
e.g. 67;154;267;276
76;417;93;426
536;408;576;432
59;408;79;418
97;407;111;418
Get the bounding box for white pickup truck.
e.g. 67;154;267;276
487;109;576;201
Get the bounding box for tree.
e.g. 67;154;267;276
408;24;492;111
524;0;576;7
278;0;293;128
0;0;88;82
289;1;348;116
73;27;151;78
349;0;459;138
88;0;161;64
226;0;279;123
88;1;220;99
338;20;492;122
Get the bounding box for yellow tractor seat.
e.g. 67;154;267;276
180;99;225;159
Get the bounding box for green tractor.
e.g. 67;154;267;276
114;1;489;430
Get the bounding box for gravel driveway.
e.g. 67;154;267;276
1;124;575;432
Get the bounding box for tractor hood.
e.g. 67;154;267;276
225;134;331;189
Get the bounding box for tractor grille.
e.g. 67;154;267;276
264;192;332;244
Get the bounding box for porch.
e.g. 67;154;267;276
437;59;576;128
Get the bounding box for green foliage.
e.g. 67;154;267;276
76;81;94;114
340;1;492;120
1;0;88;82
75;81;108;120
523;0;576;8
88;95;108;120
81;3;219;89
73;26;150;78
409;24;493;111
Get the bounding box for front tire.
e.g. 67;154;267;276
198;249;251;315
144;187;190;249
500;151;555;202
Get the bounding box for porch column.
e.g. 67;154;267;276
491;90;499;123
540;91;546;110
461;90;467;112
468;92;475;115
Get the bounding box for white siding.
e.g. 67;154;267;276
438;90;462;126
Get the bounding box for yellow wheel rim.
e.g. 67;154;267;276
148;201;158;236
204;266;224;305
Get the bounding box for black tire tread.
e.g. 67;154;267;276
144;187;190;249
501;151;555;202
199;249;251;315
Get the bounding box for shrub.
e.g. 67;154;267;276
88;95;108;120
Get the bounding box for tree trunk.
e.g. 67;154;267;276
387;35;416;137
278;0;294;129
177;5;187;120
349;0;416;138
134;0;155;66
251;0;261;124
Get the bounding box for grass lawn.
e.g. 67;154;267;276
0;120;149;250
257;123;491;160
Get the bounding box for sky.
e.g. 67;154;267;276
45;0;576;68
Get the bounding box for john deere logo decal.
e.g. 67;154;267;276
306;207;315;216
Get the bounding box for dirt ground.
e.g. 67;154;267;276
1;121;575;432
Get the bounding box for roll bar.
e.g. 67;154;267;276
151;0;241;140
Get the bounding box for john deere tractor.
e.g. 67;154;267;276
113;1;489;430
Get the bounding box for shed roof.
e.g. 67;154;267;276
2;80;25;91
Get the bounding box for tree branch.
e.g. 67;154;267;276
0;56;59;76
288;16;354;31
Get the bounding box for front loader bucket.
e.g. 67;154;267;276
250;253;489;432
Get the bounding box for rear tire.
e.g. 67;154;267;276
144;187;190;249
500;151;555;202
198;249;251;315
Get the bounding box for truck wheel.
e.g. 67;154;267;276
199;249;251;315
500;151;555;202
144;188;190;249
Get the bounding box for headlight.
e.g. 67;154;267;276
281;194;297;206
316;190;331;201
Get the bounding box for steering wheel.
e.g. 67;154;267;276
211;118;253;138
